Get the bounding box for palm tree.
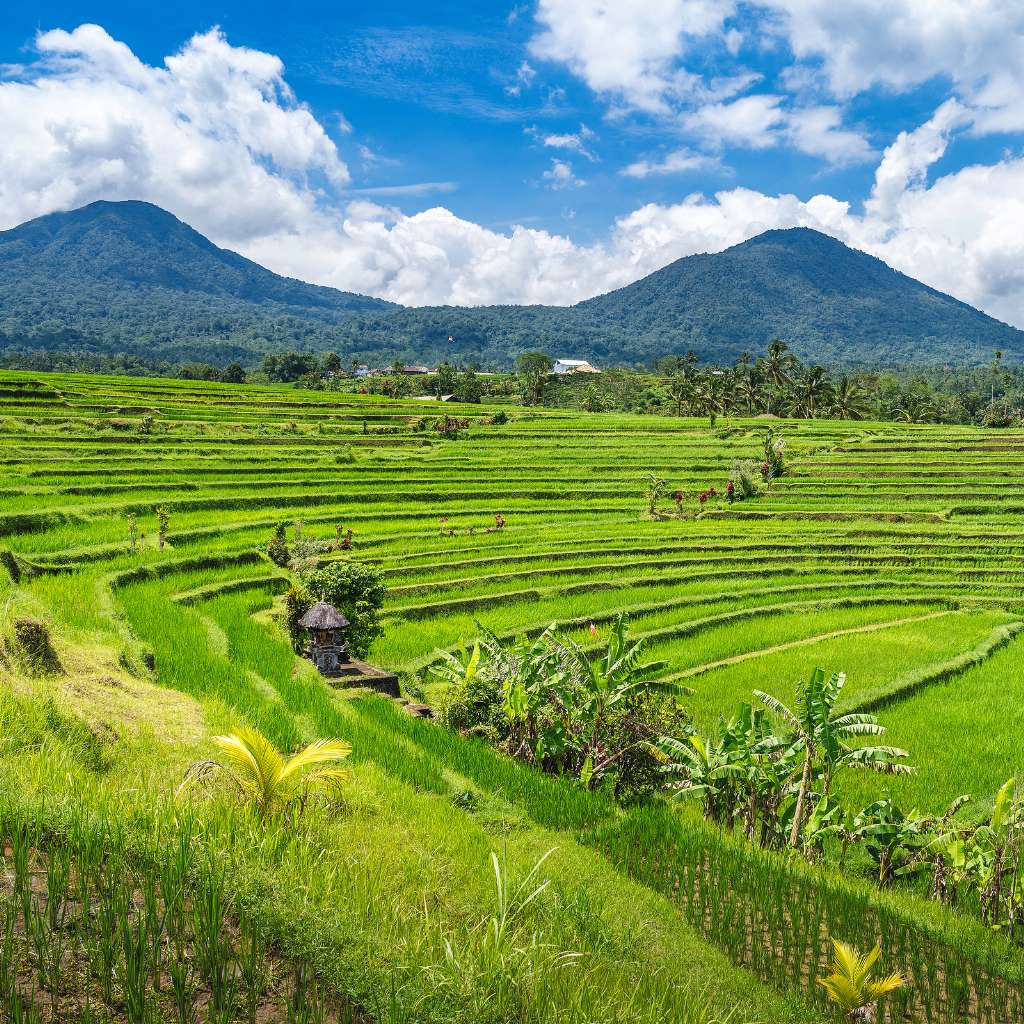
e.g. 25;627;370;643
185;727;352;820
832;376;871;420
890;390;935;424
735;374;762;414
666;373;693;416
794;365;832;418
991;349;1004;402
818;940;905;1022
755;669;913;848
761;340;796;389
690;375;723;420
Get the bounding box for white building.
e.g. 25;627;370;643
552;358;600;375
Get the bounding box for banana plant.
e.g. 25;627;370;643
721;702;797;843
802;795;851;865
972;778;1022;929
658;732;745;825
430;641;482;689
756;668;913;848
922;794;973;906
850;799;931;886
552;613;681;787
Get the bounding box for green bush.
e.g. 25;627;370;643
266;522;290;567
0;549;20;584
728;459;763;500
297;560;386;659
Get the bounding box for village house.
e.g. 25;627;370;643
552;358;600;375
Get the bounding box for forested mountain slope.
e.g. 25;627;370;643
1;201;1022;367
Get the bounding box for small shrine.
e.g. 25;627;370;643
299;600;349;677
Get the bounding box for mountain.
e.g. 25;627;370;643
1;200;1022;369
0;201;394;365
572;228;1024;366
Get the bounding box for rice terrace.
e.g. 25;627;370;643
2;367;1024;1023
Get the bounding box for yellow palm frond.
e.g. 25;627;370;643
207;728;352;819
304;766;353;787
867;973;906;999
857;942;882;977
817;974;861;1012
279;738;353;780
829;939;864;983
213;729;284;796
818;940;904;1014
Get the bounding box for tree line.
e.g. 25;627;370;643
7;340;1024;426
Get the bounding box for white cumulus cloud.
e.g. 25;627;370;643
541;158;586;189
0;24;347;244
529;0;735;113
621;148;721;178
540;123;598;160
4;25;1024;332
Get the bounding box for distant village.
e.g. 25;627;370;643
353;357;600;378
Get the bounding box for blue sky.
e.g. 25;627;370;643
3;2;1024;325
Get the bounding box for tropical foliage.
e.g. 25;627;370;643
434;614;689;799
817;940;905;1022
184;727;352;820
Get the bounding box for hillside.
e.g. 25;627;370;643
4;371;1024;1021
0;201;395;364
1;201;1022;367
574;228;1024;365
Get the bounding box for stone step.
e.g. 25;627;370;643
324;656;400;697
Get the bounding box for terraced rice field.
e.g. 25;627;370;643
5;370;1022;812
4;368;1024;1023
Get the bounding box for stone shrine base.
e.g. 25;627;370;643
321;656;400;698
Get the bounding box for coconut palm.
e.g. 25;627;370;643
817;940;905;1022
890;389;935;424
794;365;832;418
690;376;722;419
761;339;796;389
832;376;871;420
185;726;352;820
735;373;762;414
666;373;694;416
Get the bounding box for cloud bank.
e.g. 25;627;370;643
2;21;1024;328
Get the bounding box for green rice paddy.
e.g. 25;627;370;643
3;368;1024;1023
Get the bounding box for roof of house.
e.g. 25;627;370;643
553;358;600;373
299;600;349;629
